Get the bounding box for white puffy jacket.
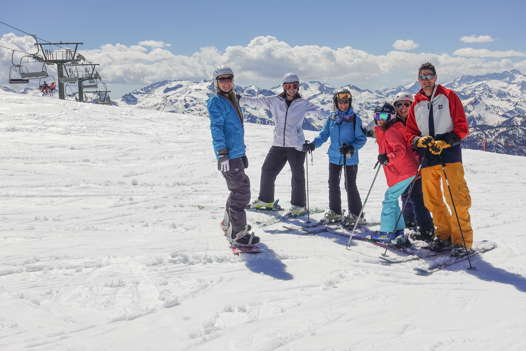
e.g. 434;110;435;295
241;93;328;150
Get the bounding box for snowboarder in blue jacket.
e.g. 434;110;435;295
207;66;259;246
303;89;367;226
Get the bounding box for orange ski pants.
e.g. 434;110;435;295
421;162;473;248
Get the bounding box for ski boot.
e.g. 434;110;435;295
323;209;343;224
450;245;474;258
389;230;411;248
229;225;260;246
427;237;453;252
250;199;282;211
410;228;435;243
341;213;366;229
286;205;307;217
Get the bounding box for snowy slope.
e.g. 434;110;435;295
1;91;526;351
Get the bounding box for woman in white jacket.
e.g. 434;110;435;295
241;73;328;216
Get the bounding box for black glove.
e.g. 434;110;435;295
340;144;354;156
302;141;315;152
439;132;461;146
377;153;389;165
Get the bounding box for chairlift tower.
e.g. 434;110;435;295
64;63;100;102
36;41;83;100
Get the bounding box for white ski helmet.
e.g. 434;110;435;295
282;73;300;84
212;66;234;90
393;92;413;105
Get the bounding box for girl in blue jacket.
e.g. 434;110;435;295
208;66;259;246
303;89;367;226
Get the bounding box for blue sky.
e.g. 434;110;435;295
2;0;525;96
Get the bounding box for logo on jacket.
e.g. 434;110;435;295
438;104;444;110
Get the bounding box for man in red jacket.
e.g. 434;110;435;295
405;62;473;257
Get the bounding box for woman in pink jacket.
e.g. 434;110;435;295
372;103;419;245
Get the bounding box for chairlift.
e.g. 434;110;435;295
16;37;49;80
82;79;98;89
8;50;29;84
19;55;48;79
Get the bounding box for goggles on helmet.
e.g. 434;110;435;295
374;112;394;121
336;92;351;100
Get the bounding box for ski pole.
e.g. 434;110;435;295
381;161;423;257
305;148;311;223
440;161;474;270
342;149;348;222
346;161;381;249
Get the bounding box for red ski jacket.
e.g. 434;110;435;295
375;120;419;187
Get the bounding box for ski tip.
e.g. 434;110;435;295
413;267;432;276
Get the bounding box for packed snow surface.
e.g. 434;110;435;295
1;91;525;350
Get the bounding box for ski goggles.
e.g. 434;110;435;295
394;102;411;108
374;112;394;121
418;73;435;81
283;82;299;90
335;92;352;103
216;75;233;82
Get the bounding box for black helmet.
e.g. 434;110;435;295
333;88;352;110
375;102;395;115
374;103;396;124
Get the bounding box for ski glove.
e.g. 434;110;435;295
414;136;435;149
302;141;315;153
438;132;461;146
340;144;354;156
377;153;389;165
217;149;230;172
428;140;450;155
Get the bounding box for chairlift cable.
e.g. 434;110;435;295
0;19;52;43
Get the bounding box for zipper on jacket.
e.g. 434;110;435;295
282;99;298;146
283;104;289;146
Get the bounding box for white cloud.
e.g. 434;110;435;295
460;35;494;43
137;40;171;48
392;40;419;51
454;48;526;58
1;33;524;91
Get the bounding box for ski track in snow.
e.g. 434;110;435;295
1;91;526;350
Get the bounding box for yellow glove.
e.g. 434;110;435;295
415;136;435;148
428;140;451;155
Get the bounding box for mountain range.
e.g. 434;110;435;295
119;69;526;156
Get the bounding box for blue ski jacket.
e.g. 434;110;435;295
313;108;367;166
207;94;246;160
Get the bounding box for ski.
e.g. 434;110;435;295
414;240;497;275
378;250;449;264
254;208;325;228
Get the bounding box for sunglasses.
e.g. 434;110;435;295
374;112;394;121
336;98;351;104
216;76;233;82
394;102;411;108
418;73;435;81
283;82;299;90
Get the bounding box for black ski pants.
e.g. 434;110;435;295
258;146;306;207
222;157;250;234
328;163;362;217
401;177;434;231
